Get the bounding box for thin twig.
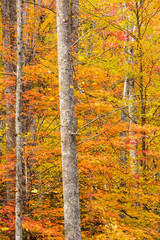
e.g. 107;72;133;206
77;119;121;145
24;1;55;13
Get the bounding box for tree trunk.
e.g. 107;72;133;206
15;0;23;239
23;2;30;66
128;76;138;174
120;75;129;165
120;2;128;165
1;0;16;204
127;21;137;174
56;0;81;239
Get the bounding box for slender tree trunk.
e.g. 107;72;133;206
138;43;146;168
128;23;137;174
120;76;129;164
22;0;36;213
128;76;137;174
120;2;128;165
0;115;4;157
15;0;23;239
120;3;137;172
1;0;16;205
56;0;81;239
23;2;30;66
1;1;17;239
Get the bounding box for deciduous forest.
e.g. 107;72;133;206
0;0;160;239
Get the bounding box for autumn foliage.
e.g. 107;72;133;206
0;0;160;239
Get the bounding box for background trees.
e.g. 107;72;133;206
0;0;159;239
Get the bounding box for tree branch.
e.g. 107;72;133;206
24;1;55;13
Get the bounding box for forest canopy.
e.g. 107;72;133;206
0;0;159;239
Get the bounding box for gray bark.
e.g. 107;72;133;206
120;76;129;164
120;3;137;172
120;2;128;165
15;0;23;239
128;26;138;174
56;0;81;239
1;0;16;205
23;2;30;65
129;76;137;173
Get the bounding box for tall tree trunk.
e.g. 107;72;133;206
56;0;81;239
120;3;137;172
128;22;137;174
23;2;30;66
120;75;129;165
120;2;128;165
129;76;137;174
1;2;16;239
15;0;23;238
1;0;16;204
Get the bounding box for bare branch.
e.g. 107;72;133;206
24;1;55;13
77;119;121;145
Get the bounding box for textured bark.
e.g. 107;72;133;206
23;1;36;212
1;0;16;204
15;0;23;239
120;2;128;165
23;2;30;66
128;24;137;174
56;0;81;239
129;76;138;174
120;76;129;164
123;46;138;174
125;11;137;173
0;117;4;157
119;3;138;173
